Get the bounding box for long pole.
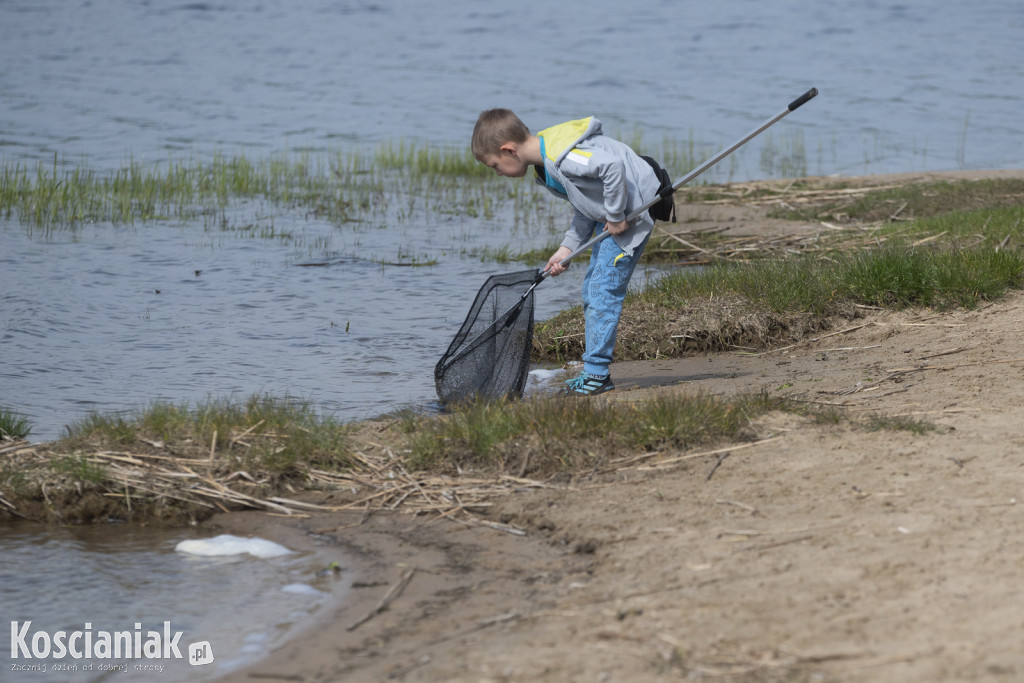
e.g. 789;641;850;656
555;87;819;269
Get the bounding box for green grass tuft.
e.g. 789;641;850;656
864;414;939;435
50;455;107;484
638;240;1023;319
60;395;351;476
403;390;789;474
0;407;33;440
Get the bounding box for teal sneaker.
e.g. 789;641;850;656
563;372;614;396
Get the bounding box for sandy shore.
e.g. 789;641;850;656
206;170;1024;682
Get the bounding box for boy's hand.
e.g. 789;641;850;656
604;220;629;235
545;246;573;276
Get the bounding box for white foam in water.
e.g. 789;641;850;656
529;368;563;383
174;534;292;559
239;632;271;656
281;583;324;596
526;367;569;396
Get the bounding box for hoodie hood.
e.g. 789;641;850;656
537;117;602;165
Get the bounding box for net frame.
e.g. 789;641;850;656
434;269;539;404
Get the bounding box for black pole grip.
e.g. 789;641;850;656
787;87;818;111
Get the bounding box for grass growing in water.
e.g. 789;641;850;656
0;144;538;231
1;152;385;229
0;407;32;440
1;128;809;234
374;140;491;178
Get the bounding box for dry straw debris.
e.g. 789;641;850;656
0;426;562;532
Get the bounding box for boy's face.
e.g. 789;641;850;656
479;145;529;178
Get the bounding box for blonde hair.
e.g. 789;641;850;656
471;108;530;159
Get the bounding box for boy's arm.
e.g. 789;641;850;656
560;211;600;253
562;149;630;227
594;156;628;224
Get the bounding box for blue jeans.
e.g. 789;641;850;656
581;228;651;377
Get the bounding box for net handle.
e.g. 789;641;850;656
545;87;818;275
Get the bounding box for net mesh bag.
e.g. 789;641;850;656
434;269;538;404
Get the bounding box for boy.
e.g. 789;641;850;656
472;108;663;396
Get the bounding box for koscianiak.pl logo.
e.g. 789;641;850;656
10;621;214;673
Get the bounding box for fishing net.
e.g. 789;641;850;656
434;269;539;405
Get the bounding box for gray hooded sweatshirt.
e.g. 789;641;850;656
535;116;661;257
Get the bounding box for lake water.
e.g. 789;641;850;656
1;0;1022;679
1;0;1021;176
0;522;347;682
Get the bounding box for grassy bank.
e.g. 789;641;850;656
0;395;352;524
641;177;1024;263
1;386;937;525
537;182;1024;361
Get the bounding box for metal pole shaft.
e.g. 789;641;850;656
558;87;818;267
